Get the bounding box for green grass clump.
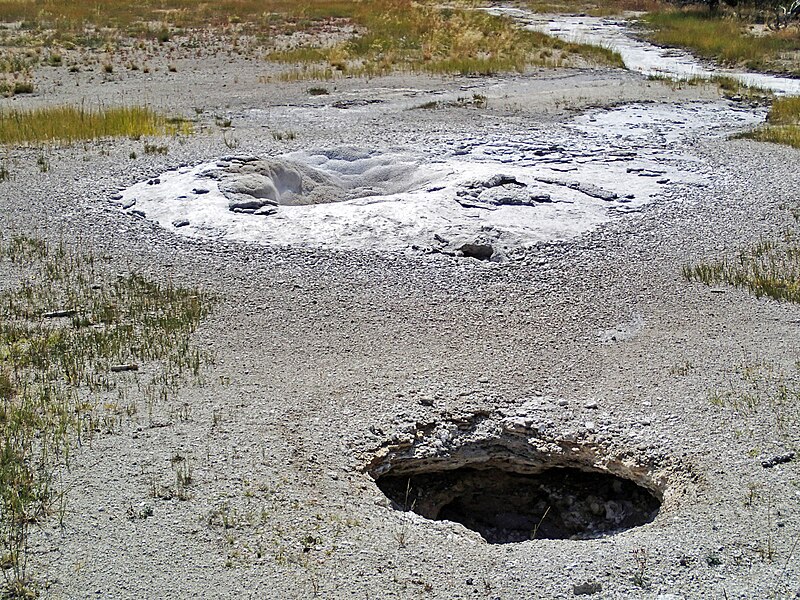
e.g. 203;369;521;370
765;96;800;125
641;10;800;74
741;125;800;148
738;96;800;149
0;234;214;596
0;106;190;145
269;0;623;78
684;231;800;303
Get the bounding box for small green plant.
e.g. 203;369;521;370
471;93;487;108
307;86;329;96
172;455;193;501
631;547;649;588
222;132;239;149
669;360;693;376
12;81;33;95
531;505;551;540
143;142;169;155
102;63;113;74
35;153;48;172
272;130;296;141
743;483;782;563
126;504;154;520
0;161;8;182
393;479;415;548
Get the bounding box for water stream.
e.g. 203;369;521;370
488;8;800;95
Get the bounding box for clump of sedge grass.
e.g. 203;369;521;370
683;229;800;303
765;96;800;125
0;234;213;596
741;125;800;148
0;106;191;145
738;96;800;149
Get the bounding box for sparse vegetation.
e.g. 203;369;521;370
0;234;214;597
740;96;800;148
0;79;33;98
0;106;190;145
11;81;33;95
683;226;800;304
0;0;624;81
631;547;649;588
222;132;240;149
35;152;48;173
272;130;296;141
707;359;800;436
143;142;170;155
414;93;489;110
267;0;623;78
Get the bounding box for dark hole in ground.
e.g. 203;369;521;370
376;466;661;543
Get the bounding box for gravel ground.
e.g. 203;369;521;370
1;39;800;600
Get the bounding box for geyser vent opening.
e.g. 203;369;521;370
375;464;662;543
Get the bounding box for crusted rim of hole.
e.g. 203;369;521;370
365;412;699;543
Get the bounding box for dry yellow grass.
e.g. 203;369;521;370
0;106;190;144
268;0;623;78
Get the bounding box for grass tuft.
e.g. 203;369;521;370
766;96;800;125
0;106;190;145
684;228;800;304
738;96;800;149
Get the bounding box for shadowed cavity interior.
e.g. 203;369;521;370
376;466;661;543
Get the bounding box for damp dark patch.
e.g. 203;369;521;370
375;465;661;543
